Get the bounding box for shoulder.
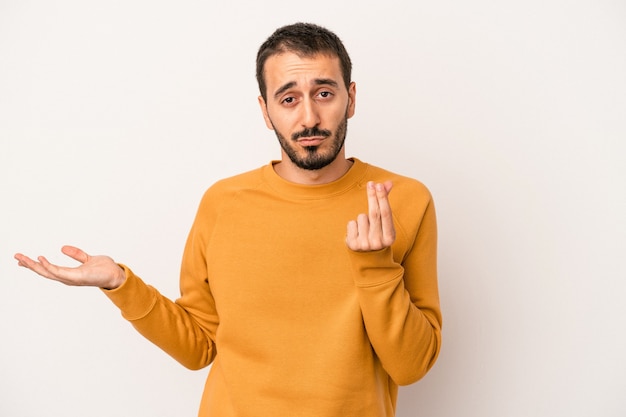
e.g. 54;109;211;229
209;167;265;193
198;166;266;211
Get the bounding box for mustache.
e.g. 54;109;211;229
291;127;332;141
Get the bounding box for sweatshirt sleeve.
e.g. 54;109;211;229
101;189;220;370
347;191;442;385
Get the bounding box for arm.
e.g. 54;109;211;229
346;181;442;385
15;244;217;370
104;261;217;370
14;218;218;370
104;191;220;369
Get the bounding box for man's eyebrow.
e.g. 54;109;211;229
274;81;296;99
314;78;339;88
273;78;340;99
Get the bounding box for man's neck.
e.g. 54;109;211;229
273;155;354;185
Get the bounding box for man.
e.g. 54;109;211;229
15;22;442;417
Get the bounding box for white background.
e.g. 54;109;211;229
1;1;625;416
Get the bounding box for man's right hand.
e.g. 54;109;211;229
14;245;126;290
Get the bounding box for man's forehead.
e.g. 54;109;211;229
264;52;342;88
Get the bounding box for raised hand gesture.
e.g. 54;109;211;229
346;181;395;251
14;245;126;290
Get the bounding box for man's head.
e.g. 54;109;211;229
256;23;356;176
256;23;352;102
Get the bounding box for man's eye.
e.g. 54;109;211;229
319;91;332;98
282;97;295;104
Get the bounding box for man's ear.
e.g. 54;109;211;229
347;82;356;119
258;96;274;130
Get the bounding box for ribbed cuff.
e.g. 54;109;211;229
347;247;404;287
100;264;158;321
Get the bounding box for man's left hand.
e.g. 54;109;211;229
346;181;395;251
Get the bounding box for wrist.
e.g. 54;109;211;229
103;265;127;290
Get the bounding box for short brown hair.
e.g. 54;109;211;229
256;23;352;101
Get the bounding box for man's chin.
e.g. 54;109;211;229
292;153;336;171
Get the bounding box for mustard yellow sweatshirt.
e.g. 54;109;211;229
105;158;441;417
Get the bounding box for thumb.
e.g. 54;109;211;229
61;245;90;264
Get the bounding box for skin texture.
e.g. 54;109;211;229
14;51;396;287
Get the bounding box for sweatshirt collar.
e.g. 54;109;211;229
261;157;369;199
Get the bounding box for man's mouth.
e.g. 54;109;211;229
292;127;332;143
297;137;326;146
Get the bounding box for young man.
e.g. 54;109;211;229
15;23;442;417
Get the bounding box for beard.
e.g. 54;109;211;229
273;113;348;171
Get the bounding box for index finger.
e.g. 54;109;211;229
14;253;59;280
375;181;395;245
367;181;381;229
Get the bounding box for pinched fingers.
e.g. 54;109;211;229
346;181;396;252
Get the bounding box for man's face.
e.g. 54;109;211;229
258;52;356;171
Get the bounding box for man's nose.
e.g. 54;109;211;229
300;98;321;128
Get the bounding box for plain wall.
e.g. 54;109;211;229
1;1;624;416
